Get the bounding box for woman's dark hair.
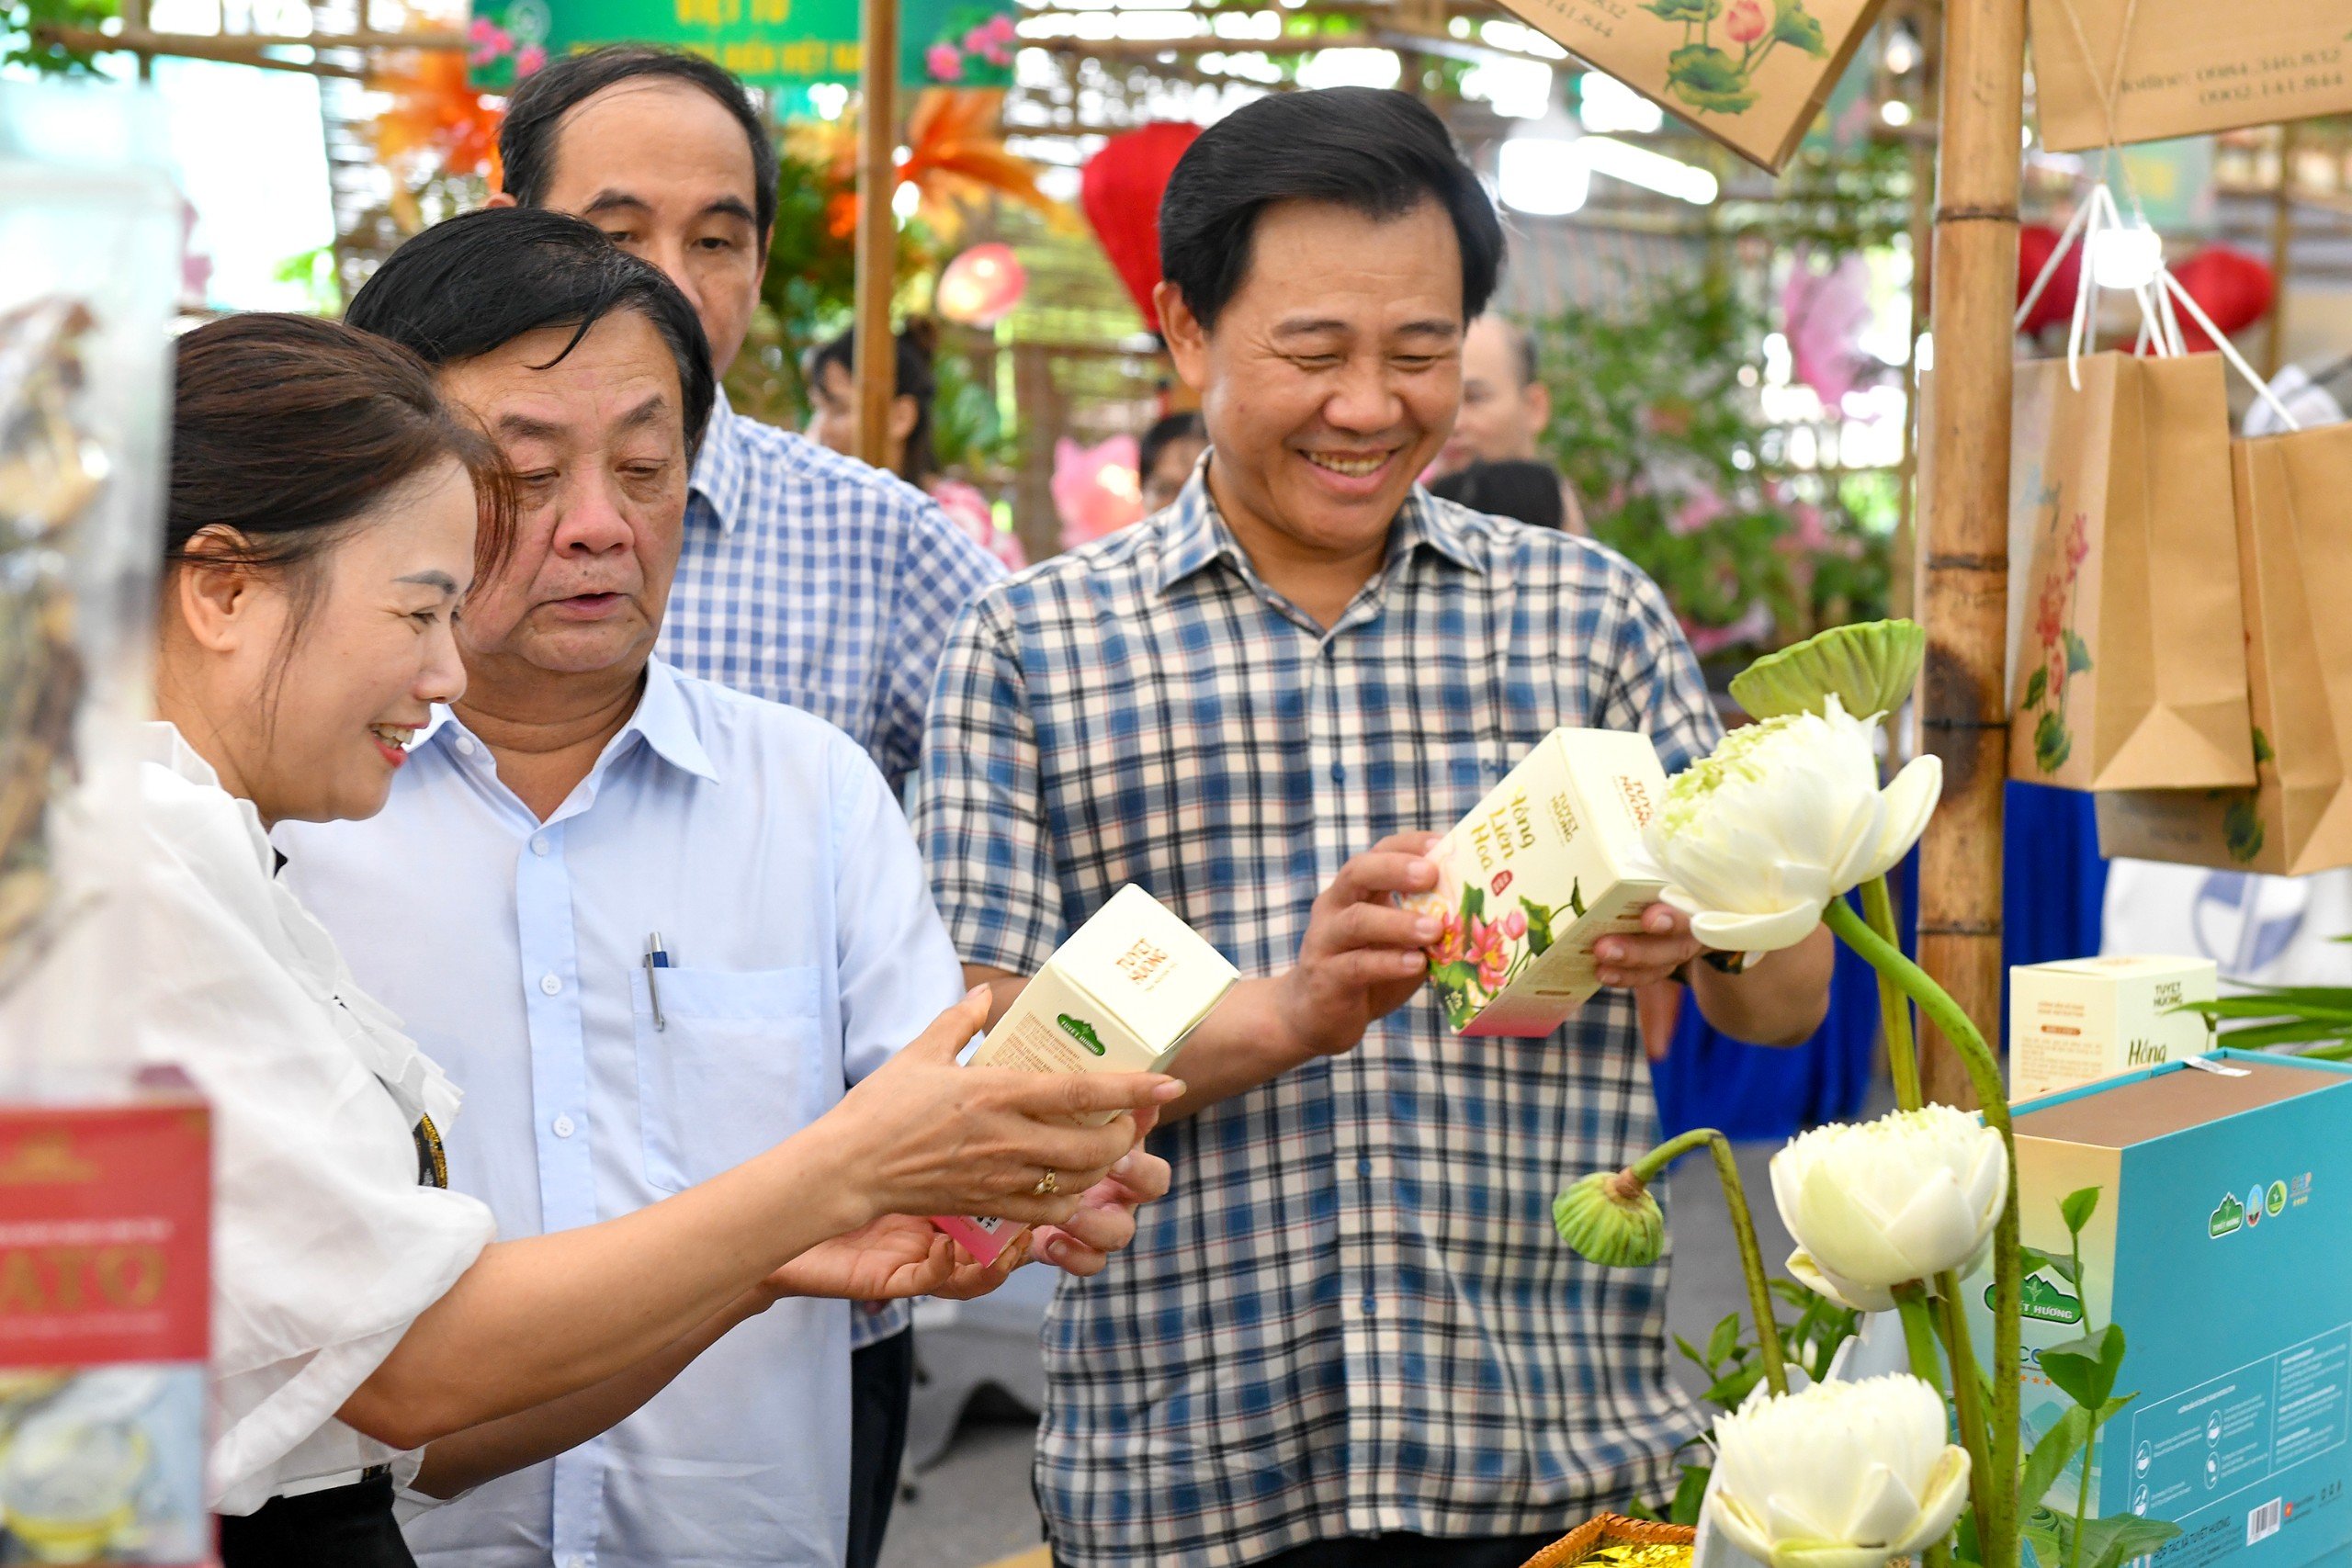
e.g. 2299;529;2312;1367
166;313;515;635
500;45;779;240
345;206;717;453
810;320;939;485
1158;86;1504;333
1137;411;1205;483
1430;458;1565;532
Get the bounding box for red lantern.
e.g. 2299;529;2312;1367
1080;122;1201;334
2171;245;2275;353
2016;221;2080;336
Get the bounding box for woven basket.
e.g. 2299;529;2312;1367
1519;1513;1698;1568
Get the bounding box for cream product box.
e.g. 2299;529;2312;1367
933;885;1238;1264
1405;727;1669;1039
2008;954;2220;1101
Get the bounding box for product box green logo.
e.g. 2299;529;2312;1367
2209;1190;2245;1238
2267;1179;2288;1218
2014;1272;2085;1325
1057;1014;1106;1055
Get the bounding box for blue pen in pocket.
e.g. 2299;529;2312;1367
644;931;671;1032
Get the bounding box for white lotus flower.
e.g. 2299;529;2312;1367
1770;1104;2008;1313
1645;695;1940;953
1708;1374;1971;1568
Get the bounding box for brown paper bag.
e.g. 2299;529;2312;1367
2031;0;2352;152
2007;351;2255;792
1488;0;1886;172
2098;423;2352;877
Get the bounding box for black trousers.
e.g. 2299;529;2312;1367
1057;1531;1568;1568
219;1472;415;1568
845;1323;916;1568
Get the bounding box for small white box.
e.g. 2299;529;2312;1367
968;884;1238;1091
1405;727;1669;1038
2009;954;2220;1101
935;886;1238;1263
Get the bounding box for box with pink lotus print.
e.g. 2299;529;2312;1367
1405;727;1668;1038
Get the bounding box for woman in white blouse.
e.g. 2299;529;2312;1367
139;314;1176;1566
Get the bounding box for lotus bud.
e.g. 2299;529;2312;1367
1729;618;1928;723
1554;1168;1666;1268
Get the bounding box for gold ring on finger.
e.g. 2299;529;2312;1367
1032;1168;1059;1197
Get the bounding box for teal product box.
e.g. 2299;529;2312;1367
1966;1052;2352;1567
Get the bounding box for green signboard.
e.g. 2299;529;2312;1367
466;0;1019;92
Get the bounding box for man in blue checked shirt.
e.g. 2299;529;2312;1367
918;89;1837;1568
482;47;1004;1567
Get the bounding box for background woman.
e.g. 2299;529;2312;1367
142;314;1171;1566
805;321;1026;570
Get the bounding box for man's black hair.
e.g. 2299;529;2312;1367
1138;410;1204;481
501;45;779;239
1158;86;1504;333
346;206;718;452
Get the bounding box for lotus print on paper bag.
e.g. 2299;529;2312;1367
1642;0;1828;118
2016;499;2094;776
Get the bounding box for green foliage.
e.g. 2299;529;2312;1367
724;145;933;429
5;0;116;73
2058;1186;2099;1238
1536;274;1891;675
929;347;1017;477
2038;1324;2125;1411
2175;952;2352;1058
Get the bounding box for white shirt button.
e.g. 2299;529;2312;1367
454;736;476;756
552;1115;576;1139
530;835;550;856
539;973;562;996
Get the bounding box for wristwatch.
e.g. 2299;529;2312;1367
1675;948;1755;983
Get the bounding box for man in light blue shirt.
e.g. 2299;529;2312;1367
486;52;999;1557
282;207;1165;1568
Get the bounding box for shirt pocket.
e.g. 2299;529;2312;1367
631;965;823;1194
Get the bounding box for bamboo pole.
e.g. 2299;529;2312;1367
1915;0;2024;1108
853;0;900;468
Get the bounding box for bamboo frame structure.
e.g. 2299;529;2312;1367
852;0;900;468
1915;0;2025;1108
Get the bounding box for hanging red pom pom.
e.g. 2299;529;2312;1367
1080;122;1202;334
2171;245;2275;352
2016;222;2080;336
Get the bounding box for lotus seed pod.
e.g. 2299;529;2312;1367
1553;1169;1666;1268
1730;618;1928;723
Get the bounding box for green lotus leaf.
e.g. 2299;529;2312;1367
1770;0;1826;53
1729;618;1928;721
1674;42;1749;94
2035;708;2072;773
1641;0;1720;18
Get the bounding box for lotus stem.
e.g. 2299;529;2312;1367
1895;1288;1960;1568
1861;874;1922;1111
1931;1269;1996;1555
1824;896;2020;1568
1628;1127;1789;1398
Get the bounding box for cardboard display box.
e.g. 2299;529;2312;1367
0;1067;211;1566
1404;727;1668;1040
1968;1054;2352;1565
2009;955;2220;1102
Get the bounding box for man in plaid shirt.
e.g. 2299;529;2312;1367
917;89;1832;1568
